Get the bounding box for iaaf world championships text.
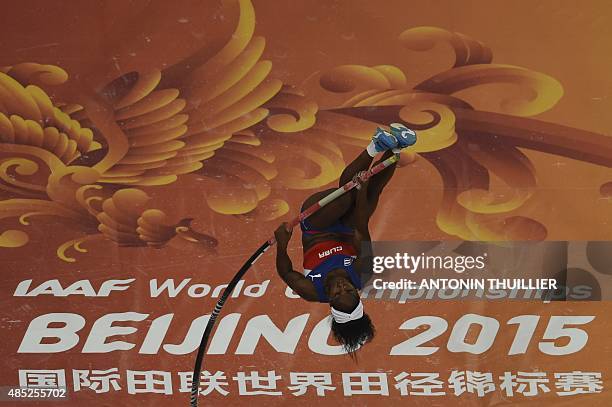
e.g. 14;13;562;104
13;277;594;301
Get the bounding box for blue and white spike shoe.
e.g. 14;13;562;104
366;127;399;156
389;123;417;148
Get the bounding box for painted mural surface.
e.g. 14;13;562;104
1;1;611;405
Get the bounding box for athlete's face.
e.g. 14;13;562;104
328;276;360;311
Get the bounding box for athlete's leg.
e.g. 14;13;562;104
364;123;417;211
343;150;398;227
366;150;398;212
301;149;376;229
300;126;404;229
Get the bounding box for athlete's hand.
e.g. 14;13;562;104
274;223;293;249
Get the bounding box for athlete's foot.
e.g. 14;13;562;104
366;127;399;157
389;123;417;149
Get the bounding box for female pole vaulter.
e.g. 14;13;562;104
274;124;417;356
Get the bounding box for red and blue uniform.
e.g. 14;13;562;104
300;219;362;302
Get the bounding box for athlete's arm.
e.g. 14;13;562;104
274;224;319;301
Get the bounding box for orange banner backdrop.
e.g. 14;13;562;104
1;0;612;406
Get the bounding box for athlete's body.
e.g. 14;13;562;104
274;124;417;355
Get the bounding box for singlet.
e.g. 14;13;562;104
300;219;362;302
